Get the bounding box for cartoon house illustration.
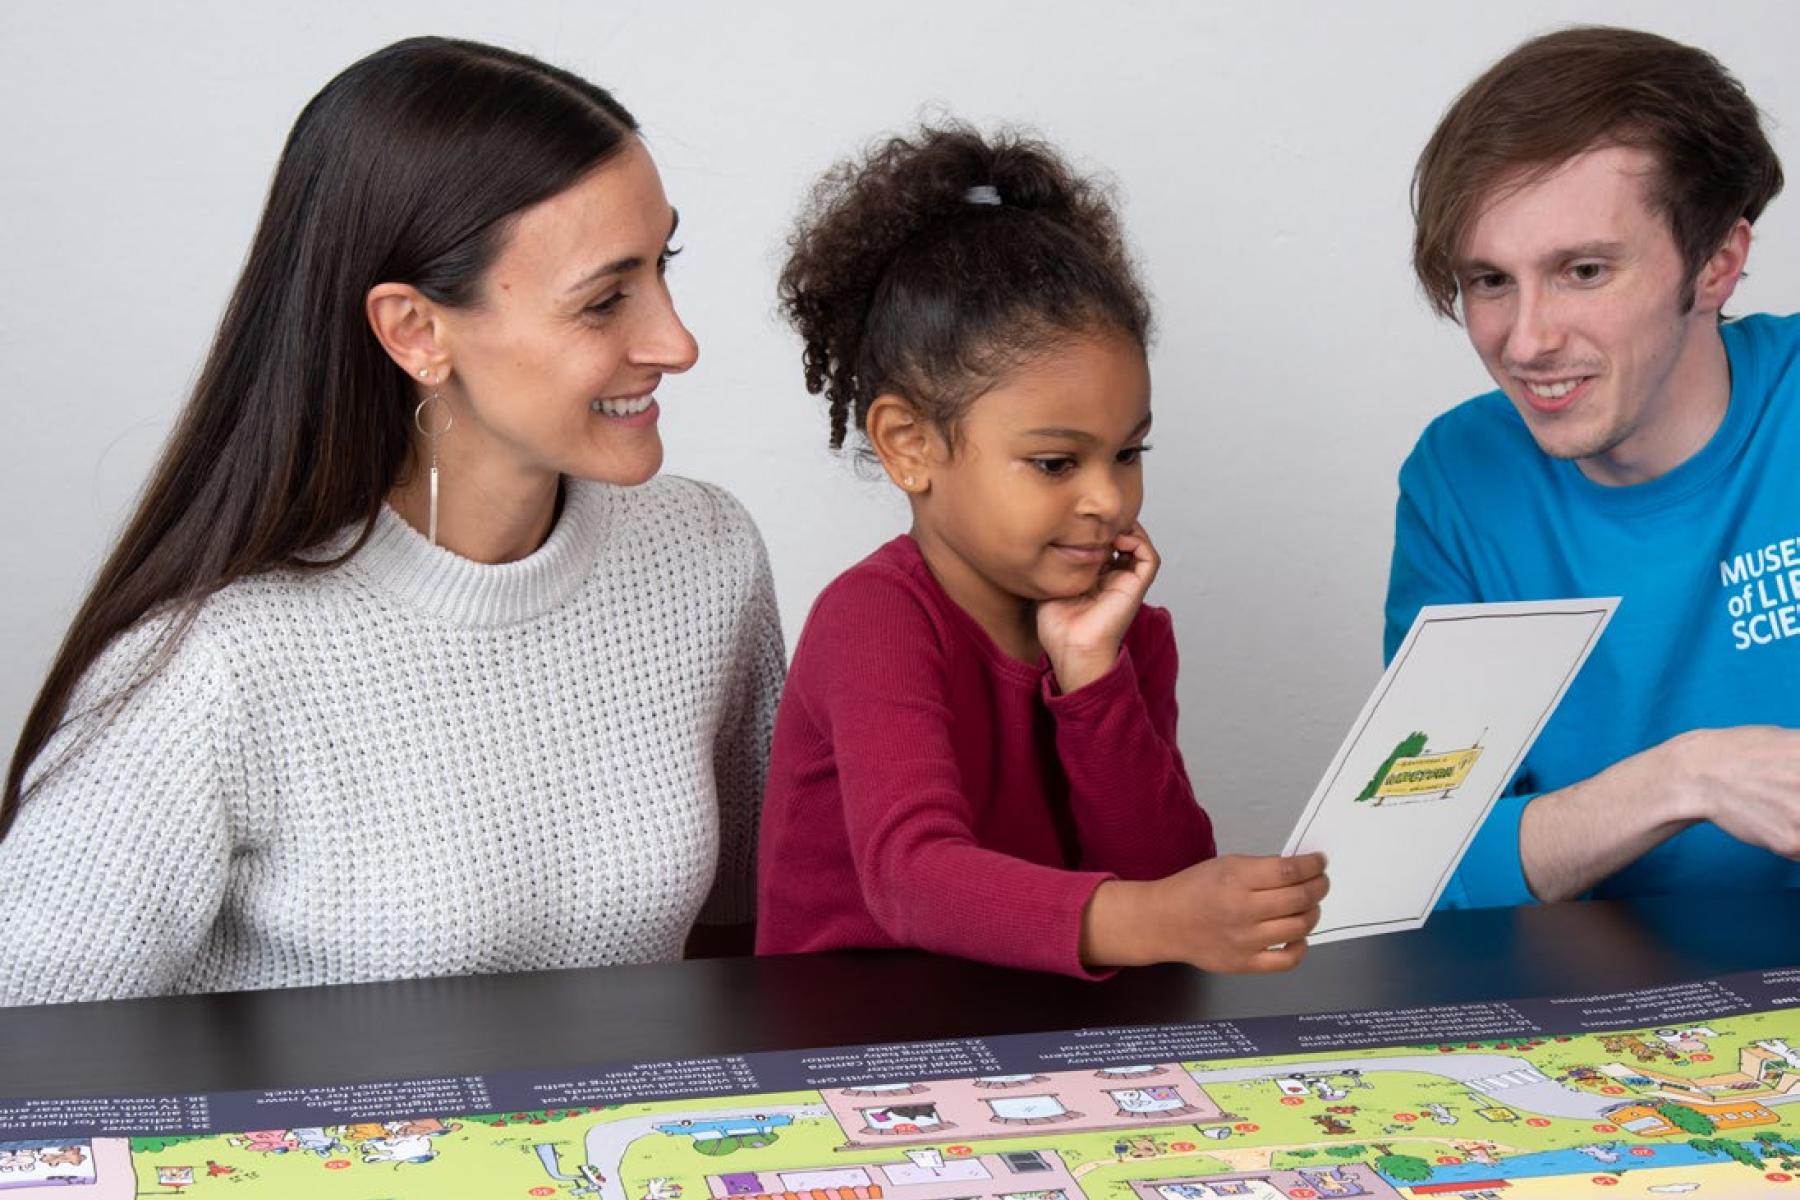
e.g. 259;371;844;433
0;1139;134;1198
1600;1037;1800;1105
1690;1099;1779;1131
710;1148;1082;1200
1601;1102;1680;1137
823;1069;1223;1148
1130;1164;1403;1200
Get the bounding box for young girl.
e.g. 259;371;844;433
757;125;1328;978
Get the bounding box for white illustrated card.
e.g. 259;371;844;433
1282;598;1618;944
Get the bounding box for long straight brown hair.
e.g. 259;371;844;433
3;37;640;836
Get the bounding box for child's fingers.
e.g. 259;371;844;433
1232;851;1329;891
1255;906;1322;949
1249;873;1330;921
1238;939;1310;973
1111;524;1160;583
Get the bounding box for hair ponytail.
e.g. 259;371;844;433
779;122;1150;450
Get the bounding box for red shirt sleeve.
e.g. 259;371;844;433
1043;605;1217;877
794;567;1113;978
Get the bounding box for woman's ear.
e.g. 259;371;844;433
866;393;940;495
366;282;450;383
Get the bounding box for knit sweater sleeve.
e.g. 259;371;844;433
1044;606;1216;877
797;569;1111;978
696;484;786;927
0;624;236;1006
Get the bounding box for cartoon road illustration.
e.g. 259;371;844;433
5;984;1800;1197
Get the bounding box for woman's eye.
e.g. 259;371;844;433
586;293;625;317
658;244;684;275
1117;443;1151;465
1029;457;1077;477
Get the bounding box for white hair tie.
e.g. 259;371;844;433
963;184;1002;206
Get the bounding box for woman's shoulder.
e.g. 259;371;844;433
602;474;760;538
578;474;771;576
29;604;241;796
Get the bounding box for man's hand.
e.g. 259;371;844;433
1081;852;1329;972
1671;726;1800;856
1520;724;1800;901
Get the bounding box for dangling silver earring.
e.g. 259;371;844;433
413;370;453;546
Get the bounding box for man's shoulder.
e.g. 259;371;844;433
1400;388;1543;496
1724;312;1800;402
1725;311;1800;356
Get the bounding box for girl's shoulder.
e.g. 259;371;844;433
808;536;941;619
791;537;946;650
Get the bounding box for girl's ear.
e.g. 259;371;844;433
866;393;939;494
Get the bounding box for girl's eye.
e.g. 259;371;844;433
1117;443;1152;465
1029;456;1077;477
658;244;684;275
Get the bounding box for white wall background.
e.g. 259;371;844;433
3;1;1796;855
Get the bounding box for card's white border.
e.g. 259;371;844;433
1284;598;1619;942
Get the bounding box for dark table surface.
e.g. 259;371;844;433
4;892;1795;1102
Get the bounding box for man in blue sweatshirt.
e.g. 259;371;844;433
1390;26;1800;908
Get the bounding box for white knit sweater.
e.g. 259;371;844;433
0;476;784;1006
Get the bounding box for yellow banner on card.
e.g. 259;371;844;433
1375;748;1483;796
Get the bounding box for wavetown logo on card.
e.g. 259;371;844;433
1357;731;1483;805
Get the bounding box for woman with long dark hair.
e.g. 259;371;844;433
0;37;783;1005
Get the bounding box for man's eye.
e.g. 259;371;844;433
1467;273;1509;294
1029;457;1077;477
1570;262;1607;284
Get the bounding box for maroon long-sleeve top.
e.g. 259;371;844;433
755;536;1217;978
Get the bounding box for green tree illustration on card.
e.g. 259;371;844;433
1356;731;1429;802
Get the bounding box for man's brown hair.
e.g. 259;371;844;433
1412;26;1784;320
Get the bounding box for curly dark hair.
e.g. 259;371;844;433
778;123;1152;450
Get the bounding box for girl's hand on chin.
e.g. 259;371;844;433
1037;523;1160;693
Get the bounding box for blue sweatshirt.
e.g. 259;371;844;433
1386;313;1800;907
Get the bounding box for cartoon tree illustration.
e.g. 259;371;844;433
1658;1103;1715;1135
1687;1137;1762;1167
1756;1132;1800;1158
130;1135;212;1153
1375;1153;1433;1183
1356;732;1428;802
